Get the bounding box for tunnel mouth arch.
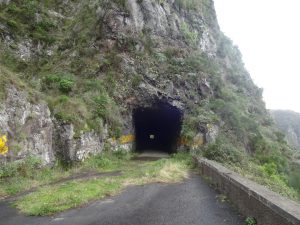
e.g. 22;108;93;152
133;101;183;154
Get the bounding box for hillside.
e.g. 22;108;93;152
271;110;300;150
0;0;300;200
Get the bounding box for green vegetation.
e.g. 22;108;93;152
0;1;57;44
180;21;198;47
0;0;299;206
245;217;257;225
0;150;132;198
202;135;243;163
43;73;75;94
16;176;123;216
235;162;299;201
9;152;193;216
41;72;122;136
175;0;204;11
0;156;67;196
271;110;300;149
288;164;300;192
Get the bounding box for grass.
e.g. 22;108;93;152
225;161;300;203
15;177;123;216
0;160;71;197
0;151;130;198
5;152;194;216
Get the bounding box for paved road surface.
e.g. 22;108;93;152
0;174;245;225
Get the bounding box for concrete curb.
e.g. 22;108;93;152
196;157;300;225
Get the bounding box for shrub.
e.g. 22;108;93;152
43;73;75;94
44;74;61;87
0;156;42;179
83;79;104;92
3;1;56;44
113;148;131;160
288;164;300;192
154;52;167;62
175;0;202;11
202;135;243;163
253;139;288;174
58;95;69;103
260;162;277;176
131;74;142;88
84;154;113;169
7;20;19;29
184;53;219;74
93;94;109;119
245;217;257;225
92;93;122;136
59;78;74;93
180;21;198;47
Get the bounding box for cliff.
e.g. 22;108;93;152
271;110;300;151
0;0;295;170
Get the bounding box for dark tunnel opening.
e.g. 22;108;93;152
133;102;183;154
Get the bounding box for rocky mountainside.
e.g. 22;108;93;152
0;0;296;173
271;110;300;150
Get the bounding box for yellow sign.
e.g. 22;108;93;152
119;135;135;144
0;135;8;155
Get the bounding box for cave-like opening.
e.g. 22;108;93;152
133;102;182;154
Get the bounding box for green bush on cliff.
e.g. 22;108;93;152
43;73;75;94
58;78;74;93
92;93;122;137
202;135;243;163
0;1;57;44
288;164;300;192
180;21;198;47
175;0;203;11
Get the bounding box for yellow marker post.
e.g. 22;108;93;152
0;135;8;155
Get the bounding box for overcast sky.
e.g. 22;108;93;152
213;0;300;113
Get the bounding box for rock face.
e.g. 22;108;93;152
271;110;300;150
53;122;108;164
101;0;218;55
0;86;107;164
0;86;54;164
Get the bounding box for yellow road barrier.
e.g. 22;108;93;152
117;134;204;147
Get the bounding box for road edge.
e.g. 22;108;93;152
195;157;300;225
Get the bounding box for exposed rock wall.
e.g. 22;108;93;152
0;86;54;164
0;86;107;164
53;122;108;163
100;0;218;55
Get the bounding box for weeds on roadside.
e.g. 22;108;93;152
13;152;194;216
245;217;257;225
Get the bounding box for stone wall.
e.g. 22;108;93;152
196;157;300;225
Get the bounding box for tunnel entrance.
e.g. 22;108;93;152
133;102;183;154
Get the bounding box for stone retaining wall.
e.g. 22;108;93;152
196;157;300;225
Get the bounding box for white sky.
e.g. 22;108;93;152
213;0;300;113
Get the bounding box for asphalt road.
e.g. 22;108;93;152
0;174;245;225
